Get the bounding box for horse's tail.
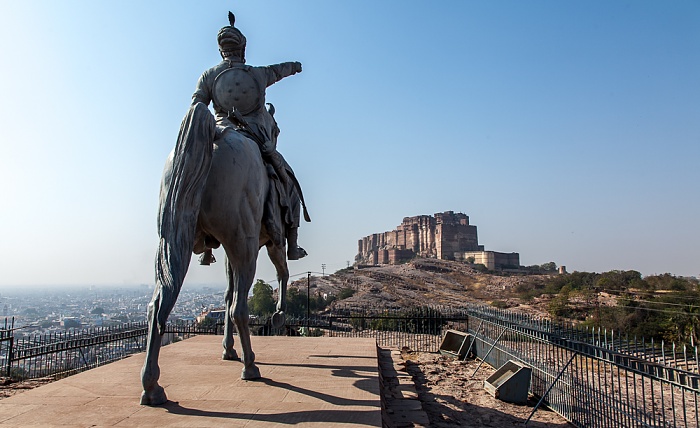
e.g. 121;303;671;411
153;102;215;334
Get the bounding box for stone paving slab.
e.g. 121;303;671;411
0;336;381;427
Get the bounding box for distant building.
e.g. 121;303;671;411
456;250;520;271
62;317;82;329
356;211;520;270
196;309;226;324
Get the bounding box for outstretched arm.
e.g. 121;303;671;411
264;62;302;87
191;72;213;106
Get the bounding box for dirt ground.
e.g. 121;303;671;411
401;350;572;427
0;377;54;400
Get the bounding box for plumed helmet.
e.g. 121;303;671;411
218;12;246;58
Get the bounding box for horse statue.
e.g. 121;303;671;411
139;103;291;405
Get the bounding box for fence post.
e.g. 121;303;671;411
525;352;577;426
471;327;507;378
6;336;13;378
463;319;484;361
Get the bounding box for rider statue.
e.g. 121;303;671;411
193;12;309;263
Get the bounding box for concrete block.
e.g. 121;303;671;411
483;360;532;404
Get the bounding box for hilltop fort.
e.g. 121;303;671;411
355;211;520;270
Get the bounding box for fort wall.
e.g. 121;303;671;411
356;211;519;270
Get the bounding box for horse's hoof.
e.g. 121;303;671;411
222;349;240;361
140;385;167;406
241;365;261;380
271;311;285;329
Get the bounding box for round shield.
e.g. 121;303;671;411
212;66;263;115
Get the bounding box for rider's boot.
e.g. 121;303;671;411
265;150;306;260
287;227;307;260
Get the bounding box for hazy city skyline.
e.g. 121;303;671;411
1;1;698;288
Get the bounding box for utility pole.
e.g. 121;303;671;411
321;264;326;276
306;272;311;330
595;288;601;327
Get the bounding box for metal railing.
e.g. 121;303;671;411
0;320;218;380
463;305;699;427
1;306;698;427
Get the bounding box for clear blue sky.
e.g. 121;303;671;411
0;1;698;288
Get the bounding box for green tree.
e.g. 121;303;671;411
91;307;105;315
645;273;698;291
548;285;572;318
596;270;642;291
540;262;558;272
285;287;308;317
248;280;276;316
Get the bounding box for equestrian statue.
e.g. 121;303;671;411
140;12;310;406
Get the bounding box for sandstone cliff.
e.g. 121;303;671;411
288;258;553;318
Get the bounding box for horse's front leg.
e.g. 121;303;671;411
228;258;260;380
140;298;167;405
266;243;289;329
222;260;239;361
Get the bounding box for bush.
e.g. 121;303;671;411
473;264;489;272
338;287;355;300
491;300;509;309
8;367;28;381
349;312;366;331
369;307;447;335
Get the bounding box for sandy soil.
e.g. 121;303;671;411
0;377;54;400
401;350;572;427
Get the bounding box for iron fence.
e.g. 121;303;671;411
249;306;470;351
0;320;219;380
1;305;698;427
463;305;699;427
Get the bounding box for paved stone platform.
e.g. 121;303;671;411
0;335;381;427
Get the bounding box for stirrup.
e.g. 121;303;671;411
199;250;216;265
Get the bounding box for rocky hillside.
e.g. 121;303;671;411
288;258;556;318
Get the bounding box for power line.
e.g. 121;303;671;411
605;290;700;305
624;290;700;301
622;298;700;308
261;271;327;286
615;304;699;317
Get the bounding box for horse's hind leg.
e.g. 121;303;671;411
222;258;240;361
226;254;260;380
140;297;167;405
140;257;187;405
